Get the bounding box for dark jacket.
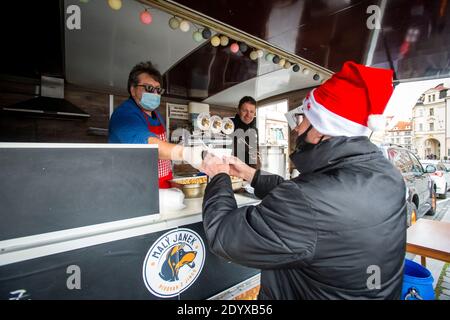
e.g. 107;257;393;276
202;136;406;300
231;114;260;169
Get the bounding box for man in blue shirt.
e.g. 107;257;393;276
109;61;203;188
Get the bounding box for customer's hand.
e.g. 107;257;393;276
182;146;206;170
201;153;230;178
225;156;256;182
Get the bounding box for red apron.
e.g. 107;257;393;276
142;111;173;189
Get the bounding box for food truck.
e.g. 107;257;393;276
1;0;449;300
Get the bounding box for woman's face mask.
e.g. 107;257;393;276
140;92;161;111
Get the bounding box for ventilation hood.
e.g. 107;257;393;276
1;76;90;120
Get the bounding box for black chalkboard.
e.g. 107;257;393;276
0;145;159;241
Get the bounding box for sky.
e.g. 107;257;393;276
384;77;450;127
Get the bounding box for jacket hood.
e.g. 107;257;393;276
290;136;381;174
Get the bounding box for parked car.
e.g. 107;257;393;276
443;163;450;171
420;161;450;198
379;145;437;226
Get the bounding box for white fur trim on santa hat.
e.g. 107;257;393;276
367;114;386;132
303;89;372;137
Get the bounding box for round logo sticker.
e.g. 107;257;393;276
142;228;206;298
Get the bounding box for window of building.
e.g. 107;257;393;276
419;109;424;117
396;138;400;144
428;95;431;102
432;95;436;102
419;123;423;131
430;123;434;131
430;108;434;116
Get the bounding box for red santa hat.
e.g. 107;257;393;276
303;61;394;137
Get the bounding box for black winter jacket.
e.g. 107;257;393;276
231;114;259;169
202;136;407;299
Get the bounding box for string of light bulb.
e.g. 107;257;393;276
94;0;328;81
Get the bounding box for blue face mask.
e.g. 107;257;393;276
140;93;161;111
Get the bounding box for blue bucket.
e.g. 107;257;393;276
402;259;435;300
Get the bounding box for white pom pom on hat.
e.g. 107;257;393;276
367;114;386;132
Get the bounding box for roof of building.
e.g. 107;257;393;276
389;121;412;131
424;83;449;94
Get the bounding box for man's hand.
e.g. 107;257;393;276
225;156;256;182
201;153;230;178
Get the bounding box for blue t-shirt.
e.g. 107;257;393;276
109;98;165;144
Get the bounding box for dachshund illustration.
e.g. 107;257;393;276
159;244;197;282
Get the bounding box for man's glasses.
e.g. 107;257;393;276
136;84;165;95
295;114;304;126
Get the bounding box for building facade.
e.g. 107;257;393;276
385;121;413;150
412;84;449;160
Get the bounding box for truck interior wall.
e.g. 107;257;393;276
0;81;232;141
0;79;234;176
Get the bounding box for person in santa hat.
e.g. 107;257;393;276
200;61;407;300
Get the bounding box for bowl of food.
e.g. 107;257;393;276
169;176;208;199
210;116;223;134
197;113;211;131
222;118;235;135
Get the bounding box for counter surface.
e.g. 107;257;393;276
161;192;260;220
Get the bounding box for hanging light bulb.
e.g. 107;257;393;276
302;68;310;75
272;56;280;64
256;50;264;58
211;36;221;47
179;20;190;32
239;43;248;53
193;30;203;42
284;61;292;69
278;58;286;67
220;36;229;46
265;53;274;62
169;17;180;30
140;9;152;25
108;0;122;10
230;43;240;53
250;50;259;60
202;28;212;39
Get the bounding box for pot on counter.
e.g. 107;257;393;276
169;176;208;199
169;175;243;198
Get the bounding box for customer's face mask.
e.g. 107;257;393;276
293;124;315;153
140;92;161;111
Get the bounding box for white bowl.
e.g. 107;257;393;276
207;148;232;159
